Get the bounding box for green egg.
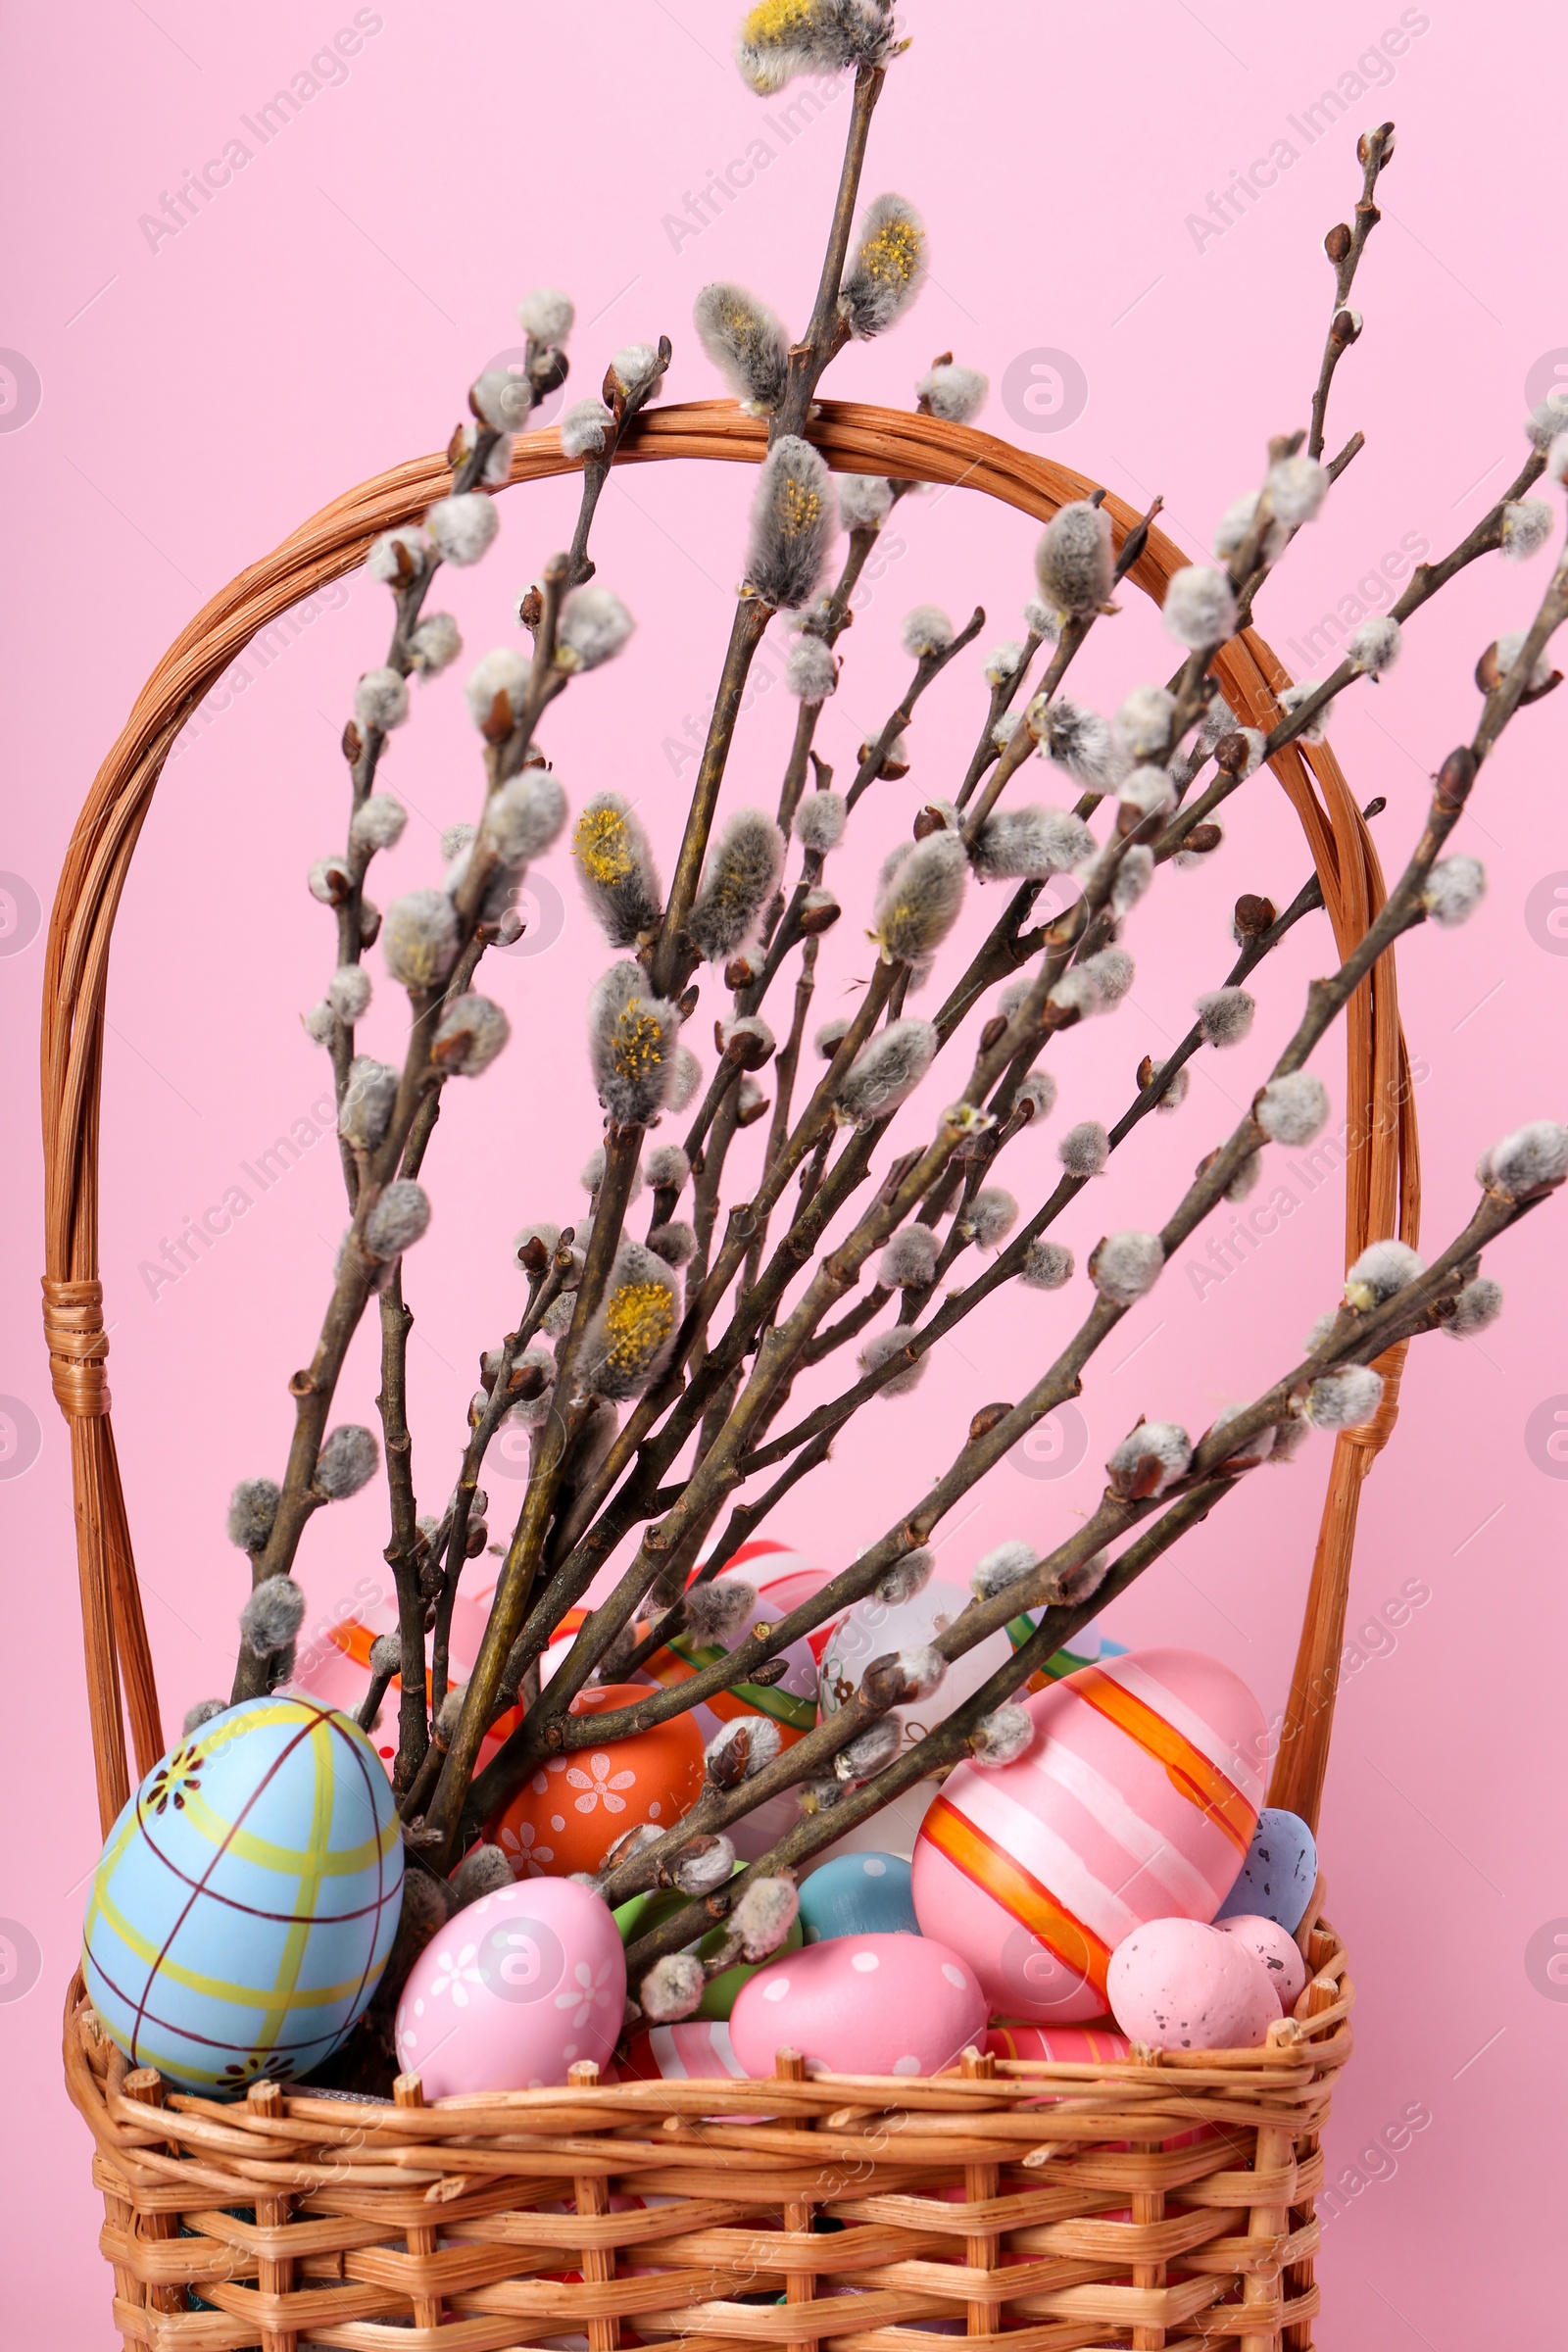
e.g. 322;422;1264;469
614;1866;803;2020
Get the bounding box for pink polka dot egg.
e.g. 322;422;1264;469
394;1878;625;2096
729;1933;986;2079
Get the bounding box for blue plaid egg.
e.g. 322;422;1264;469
83;1697;403;2094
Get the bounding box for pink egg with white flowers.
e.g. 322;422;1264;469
911;1648;1266;2023
1213;1913;1307;2011
729;1934;986;2079
1107;1917;1280;2052
395;1879;624;2096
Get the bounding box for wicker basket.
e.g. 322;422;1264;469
46;399;1416;2350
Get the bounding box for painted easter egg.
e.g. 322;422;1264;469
395;1878;625;2095
798;1852;919;1943
1213;1914;1307;2011
489;1684;705;1881
911;1647;1266;2024
83;1698;403;2095
983;2023;1131;2063
1007;1610;1129;1693
614;1867;803;2019
819;1578;1021;1750
1214;1806;1318;1933
290;1574;516;1776
1107;1917;1279;2052
641;1540;844;1860
619;2017;749;2083
729;1933;987;2079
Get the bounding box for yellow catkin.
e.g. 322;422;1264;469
742;0;822;45
612;1003;666;1087
779;477;823;539
601;1280;675;1377
859;219;922;292
574;807;634;885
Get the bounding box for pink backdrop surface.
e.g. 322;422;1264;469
4;0;1567;2339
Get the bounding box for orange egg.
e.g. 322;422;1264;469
488;1684;707;1880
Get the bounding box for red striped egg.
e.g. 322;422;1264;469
983;2023;1131;2063
620;2018;749;2082
911;1648;1265;2024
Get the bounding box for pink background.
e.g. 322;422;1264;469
4;0;1566;2338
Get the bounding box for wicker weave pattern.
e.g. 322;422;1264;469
68;1903;1349;2352
48;400;1407;2351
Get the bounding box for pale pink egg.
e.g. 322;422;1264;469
394;1879;625;2096
1107;1917;1280;2052
1213;1913;1307;2011
729;1934;987;2080
911;1647;1266;2023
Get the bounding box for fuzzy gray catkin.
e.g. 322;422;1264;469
1343;1240;1424;1309
240;1577;306;1659
588;963;682;1126
878;1225;938;1289
916;361;988;423
556;586;636;672
572;793;663;948
857;1327;928;1395
315;1424;379;1498
693;281;790;412
1091;1230;1164;1302
786;635;838;702
1032;696;1128;791
432;994;511;1076
794;787;847;852
687;809;785;962
744;435;838;610
971;1540;1038;1601
1035;501;1113;619
426;492;500;568
338;1057;399;1151
382;889;461;992
483;770;567;864
837;1017;938;1124
1107;1418;1192;1497
838;472;894;531
227;1477;280;1552
970;806;1096;882
1020;1239;1074;1290
364;1180;432;1259
873;830;966;962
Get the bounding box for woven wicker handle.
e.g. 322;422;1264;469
40;399;1419;1836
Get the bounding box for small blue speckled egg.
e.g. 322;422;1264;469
1214;1807;1317;1934
83;1697;403;2094
798;1851;920;1943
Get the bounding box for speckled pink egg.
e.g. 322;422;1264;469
1107;1917;1279;2052
911;1647;1266;2024
1213;1913;1306;2012
729;1934;986;2079
394;1879;625;2096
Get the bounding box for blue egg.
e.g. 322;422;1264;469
83;1697;403;2094
798;1852;920;1943
1214;1807;1317;1934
